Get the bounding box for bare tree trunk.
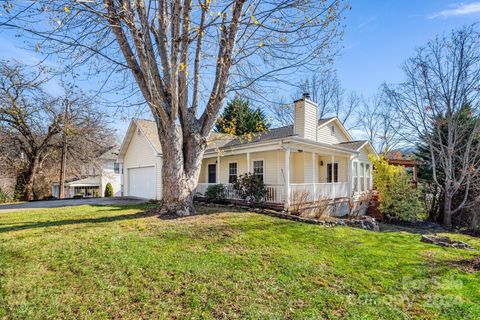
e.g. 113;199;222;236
443;194;452;228
23;157;38;201
159;125;205;216
59;102;68;199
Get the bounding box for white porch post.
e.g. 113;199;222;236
284;147;291;210
363;160;367;192
247;152;250;173
216;155;220;184
312;152;317;200
347;156;353;197
331;154;336;199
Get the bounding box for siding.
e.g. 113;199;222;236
318;155;348;182
317;121;349;144
122;125;163;200
199;150;281;185
294;100;317;140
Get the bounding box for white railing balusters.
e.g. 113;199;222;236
195;182;350;204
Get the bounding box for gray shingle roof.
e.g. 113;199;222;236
336;140;368;151
318;117;335;125
135;119;163;154
133;118;340;152
220;125;295;148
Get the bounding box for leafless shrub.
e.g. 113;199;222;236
290;190;311;216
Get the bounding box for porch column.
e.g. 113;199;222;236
331;154;335;199
216;155;220;184
284;147;291;210
363;160;367;192
347;156;353;197
312;152;317;199
247;152;250;173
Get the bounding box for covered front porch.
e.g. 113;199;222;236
196;141;372;209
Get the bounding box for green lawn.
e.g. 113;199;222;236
0;204;479;319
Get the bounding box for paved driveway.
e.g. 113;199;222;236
0;197;149;213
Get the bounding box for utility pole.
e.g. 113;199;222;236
59;99;69;199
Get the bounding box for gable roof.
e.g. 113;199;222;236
337;140;377;156
119;117;360;158
99;146;120;160
318;117;353;141
118;119;162;160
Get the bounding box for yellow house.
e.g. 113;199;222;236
118;93;376;210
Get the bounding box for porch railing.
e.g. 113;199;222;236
195;182;349;204
289;182;349;203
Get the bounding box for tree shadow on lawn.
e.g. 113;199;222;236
0;208;157;233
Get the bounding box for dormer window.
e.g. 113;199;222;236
330;125;335;135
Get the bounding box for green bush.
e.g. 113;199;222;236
233;173;265;205
370;155;426;222
205;184;226;203
0;187;9;203
104;182;114;197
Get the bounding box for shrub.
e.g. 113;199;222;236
290;190;310;216
104;182;114;197
233;173;265;205
370;155;426;222
205;184;225;203
0;187;9;203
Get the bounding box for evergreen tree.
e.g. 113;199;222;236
104;182;114;197
215;98;270;136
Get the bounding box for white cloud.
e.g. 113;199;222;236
429;2;480;19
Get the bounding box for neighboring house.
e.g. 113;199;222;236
385;149;418;184
118;93;376;211
52;147;122;198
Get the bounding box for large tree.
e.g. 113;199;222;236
2;0;348;214
0;61;115;200
386;25;480;227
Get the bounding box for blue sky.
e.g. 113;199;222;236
1;1;480;138
337;0;480;97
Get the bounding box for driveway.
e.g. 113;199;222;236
0;197;149;213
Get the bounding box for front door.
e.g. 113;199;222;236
208;164;217;183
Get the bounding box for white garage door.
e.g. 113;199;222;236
128;166;156;199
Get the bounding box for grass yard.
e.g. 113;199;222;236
0;204;479;319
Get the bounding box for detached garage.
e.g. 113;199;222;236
118;119;163;200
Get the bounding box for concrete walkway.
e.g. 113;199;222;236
0;197;148;213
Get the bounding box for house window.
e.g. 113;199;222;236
253;160;264;181
327;163;338;183
228;162;238;183
353;162;358;192
208;163;217;183
366;164;371;190
114;162;120;174
330;125;335;135
360;163;365;192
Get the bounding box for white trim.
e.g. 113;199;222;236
325;161;339;183
318;117;353;142
252;158;265;181
227;161;238;183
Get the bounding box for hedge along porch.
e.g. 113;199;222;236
197;139;374;210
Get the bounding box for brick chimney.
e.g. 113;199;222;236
293;92;318;141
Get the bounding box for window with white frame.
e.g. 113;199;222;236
365;164;371;190
330;125;335;135
114;162;120;174
253;160;264;181
360;163;365;192
228;162;238;183
353;162;358;192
